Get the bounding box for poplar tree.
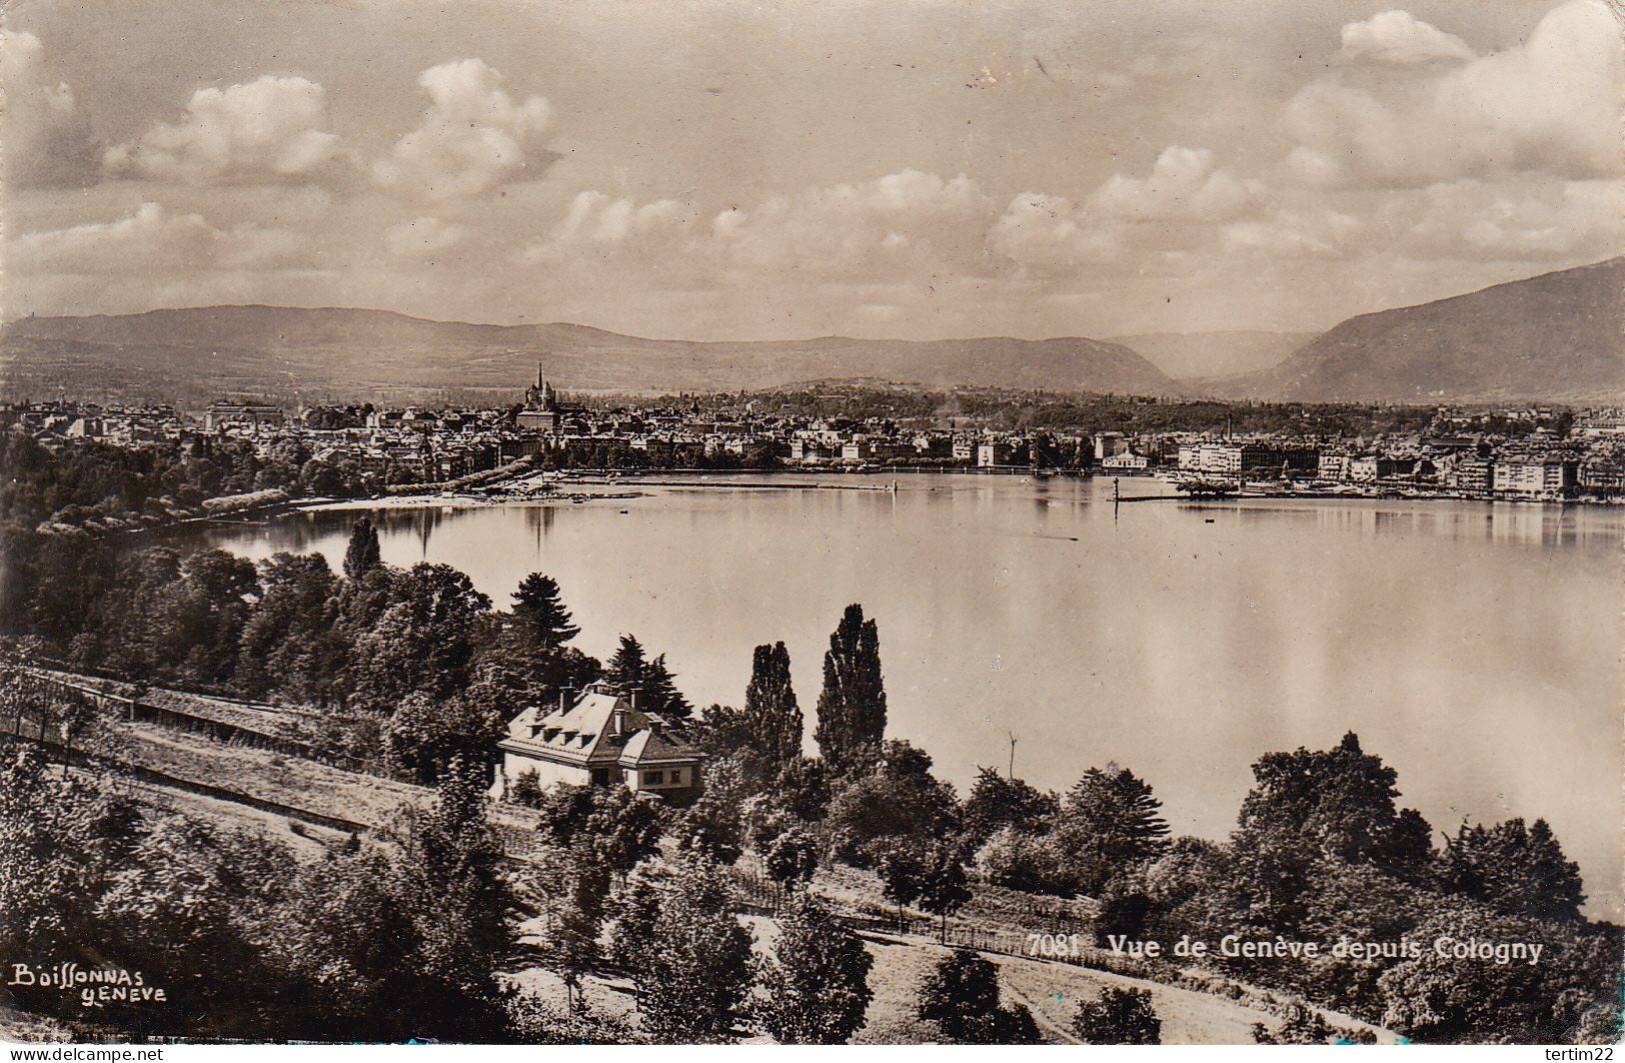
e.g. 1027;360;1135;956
342;516;381;579
744;641;802;769
813;604;886;774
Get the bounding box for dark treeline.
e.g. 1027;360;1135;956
730;386;1442;438
0;434;378;534
0;516;688;785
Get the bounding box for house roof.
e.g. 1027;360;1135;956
499;689;704;769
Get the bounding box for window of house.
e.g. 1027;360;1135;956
669;769;681;784
646;771;664;785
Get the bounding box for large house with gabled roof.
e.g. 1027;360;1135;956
497;685;704;799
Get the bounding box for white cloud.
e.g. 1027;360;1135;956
1338;11;1475;65
710;170;997;280
1404;178;1625;261
0;28;98;187
10;202;306;275
1222;208;1363;258
374;59;555;200
384;215;469;259
105;75;343;186
1089;147;1254;221
989;193;1122;273
1286;0;1623;187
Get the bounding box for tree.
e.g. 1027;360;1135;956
1252;1005;1336;1045
343;516;382;579
348;563;492;709
0;748;120;969
754;893;874;1044
813;604;887;774
604;634;649;697
269;844;428;1040
1072;987;1161;1044
917;949;1040;1044
743;641;802;770
876;842;927;930
765;827;821;887
385;687;506;785
974;827;1071;896
676;753;748;864
826;739;960;866
1054;764;1170;895
532;782;663;877
606;867;664;972
642;654;692;719
235;552;344;704
393;758;514;1040
1442;818;1585;922
773;755;832;821
963;767;1058;846
1237;733;1432;873
917;845;973;943
511;572;580;650
1230;734;1435;931
634;855;754;1042
534;850;611;1012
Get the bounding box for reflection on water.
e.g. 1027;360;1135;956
182;475;1623;916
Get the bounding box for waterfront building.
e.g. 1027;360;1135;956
978;441;1016;467
1179;442;1319;477
1317;451;1352;482
1493;456;1578;500
1448;455;1495;496
1093;432;1128;461
1579;452;1625;496
1101;449;1149;471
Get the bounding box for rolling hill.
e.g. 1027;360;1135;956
1211;258;1624;404
0;306;1177;402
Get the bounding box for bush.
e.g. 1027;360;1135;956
1071;986;1161;1044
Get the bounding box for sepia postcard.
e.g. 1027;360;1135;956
0;0;1621;1050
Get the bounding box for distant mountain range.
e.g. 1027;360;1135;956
1108;331;1316;380
0;306;1174;402
1204;257;1624;404
2;257;1619;404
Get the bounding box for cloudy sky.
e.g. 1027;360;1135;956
2;0;1621;346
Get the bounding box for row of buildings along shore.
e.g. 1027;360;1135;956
6;373;1625;503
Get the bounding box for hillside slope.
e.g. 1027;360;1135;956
0;306;1176;400
1217;258;1624;403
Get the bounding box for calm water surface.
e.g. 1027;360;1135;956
189;474;1624;914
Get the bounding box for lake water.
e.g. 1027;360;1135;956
188;473;1623;915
